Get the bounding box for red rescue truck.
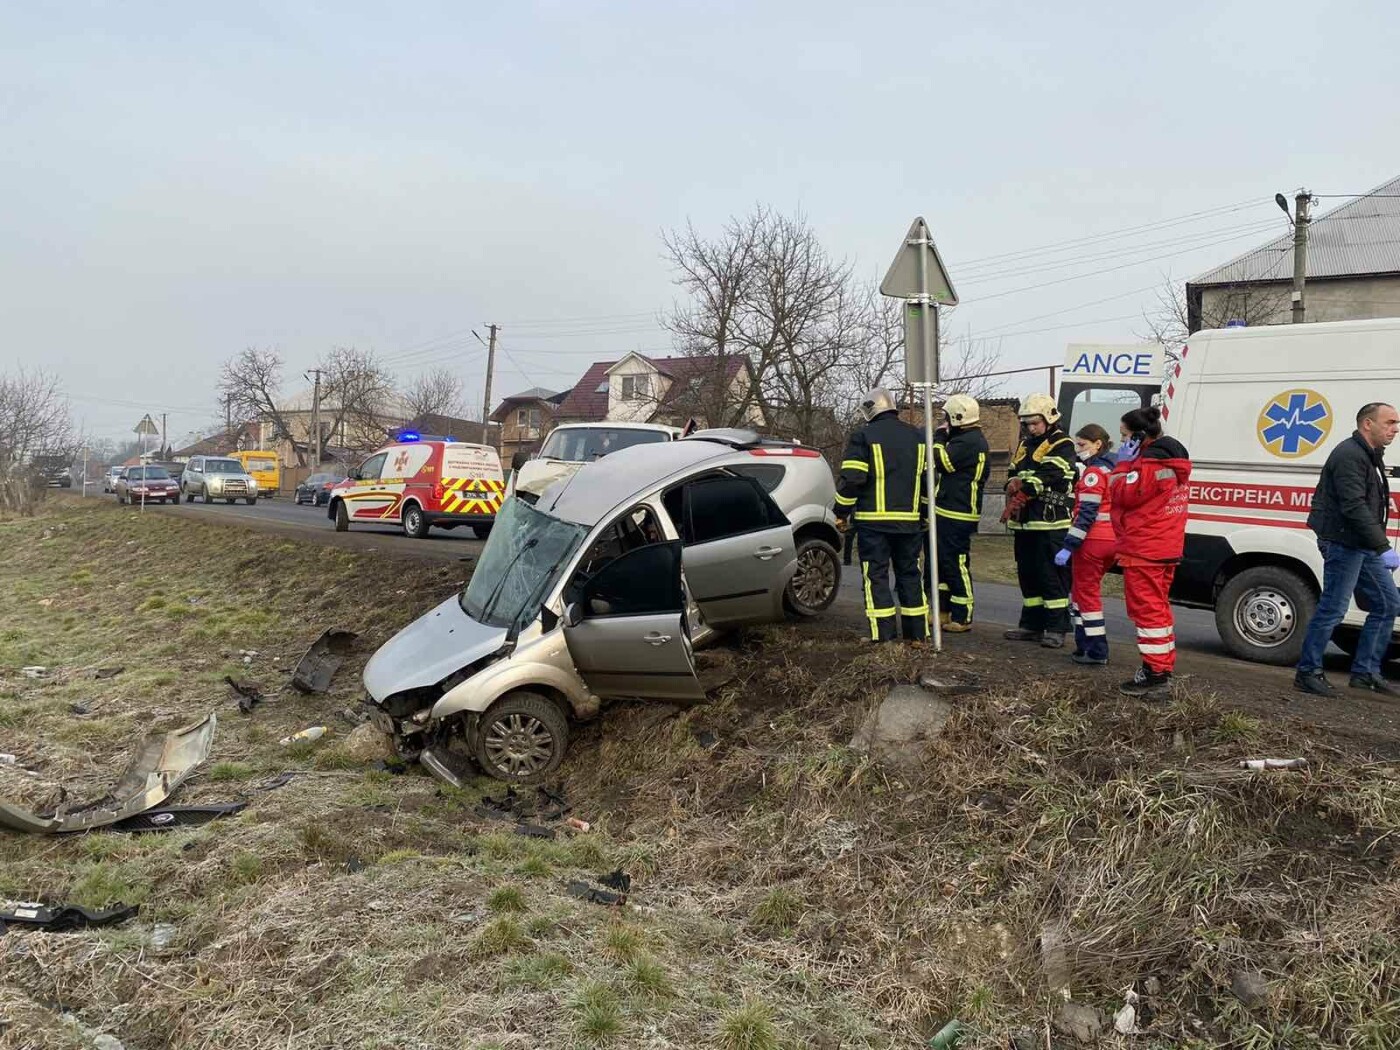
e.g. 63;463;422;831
328;436;505;540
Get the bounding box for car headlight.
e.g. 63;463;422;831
247;478;258;491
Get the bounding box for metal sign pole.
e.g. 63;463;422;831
914;239;942;653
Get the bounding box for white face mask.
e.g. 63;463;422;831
1076;446;1098;462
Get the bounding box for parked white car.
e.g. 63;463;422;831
508;422;680;500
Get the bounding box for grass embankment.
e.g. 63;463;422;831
1;499;1396;1049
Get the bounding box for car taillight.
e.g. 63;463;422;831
432;481;446;503
323;482;334;489
749;447;821;458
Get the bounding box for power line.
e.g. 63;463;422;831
948;198;1264;268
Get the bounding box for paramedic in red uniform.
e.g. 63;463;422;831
1109;406;1192;698
1294;402;1400;698
1055;424;1117;666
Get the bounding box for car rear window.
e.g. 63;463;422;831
539;428;669;462
246;459;276;472
130;467;171;480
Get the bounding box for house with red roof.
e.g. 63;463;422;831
551;352;764;430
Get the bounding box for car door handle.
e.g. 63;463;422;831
644;632;672;646
753;545;784;560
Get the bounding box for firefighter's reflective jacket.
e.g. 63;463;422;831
931;426;991;523
1006;426;1076;530
834;410;926;534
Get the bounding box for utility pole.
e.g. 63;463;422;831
481;324;499;432
1291;190;1312;324
160;413;167;457
304;369;324;466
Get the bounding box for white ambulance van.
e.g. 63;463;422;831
1157;318;1400;665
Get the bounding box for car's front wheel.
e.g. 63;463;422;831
333;500;350;532
245;497;257;505
473;692;569;783
784;537;841;617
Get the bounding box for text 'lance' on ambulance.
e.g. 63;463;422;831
1061;343;1166;382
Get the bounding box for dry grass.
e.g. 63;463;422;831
1;499;1397;1049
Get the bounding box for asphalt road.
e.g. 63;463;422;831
83;487;487;562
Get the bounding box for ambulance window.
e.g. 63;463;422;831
1064;388;1141;441
357;453;387;481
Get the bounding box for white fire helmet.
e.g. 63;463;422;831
943;394;980;427
1018;393;1061;425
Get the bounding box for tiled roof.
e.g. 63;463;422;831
554;355;748;421
1192;175;1400;286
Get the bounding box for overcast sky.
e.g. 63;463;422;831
3;1;1398;445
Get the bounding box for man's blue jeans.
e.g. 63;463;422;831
1297;540;1400;677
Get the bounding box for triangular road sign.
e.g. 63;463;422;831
880;217;959;304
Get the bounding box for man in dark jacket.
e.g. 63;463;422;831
1295;402;1400;697
834;388;928;643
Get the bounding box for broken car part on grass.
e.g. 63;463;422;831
109;803;246;833
291;628;358;694
0;713;216;835
0;902;139;931
224;676;265;714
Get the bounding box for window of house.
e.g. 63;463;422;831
517;407;543;429
621;375;650;401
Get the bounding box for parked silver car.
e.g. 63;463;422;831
362;430;842;782
180;456;259;505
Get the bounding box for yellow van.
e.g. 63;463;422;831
233;450;281;497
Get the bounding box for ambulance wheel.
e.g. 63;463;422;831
1215;565;1315;666
473;691;568;783
473;523;493;540
402;502;430;539
333;500;349;532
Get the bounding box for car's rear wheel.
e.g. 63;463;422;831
402;503;430;539
1215;565;1316;666
784;538;841;617
473;523;494;540
473;692;569;783
333;500;350;532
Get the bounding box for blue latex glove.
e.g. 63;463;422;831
1053;548;1072;567
1382;548;1400;571
1115;438;1140;463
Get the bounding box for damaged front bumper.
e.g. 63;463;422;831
0;713;217;835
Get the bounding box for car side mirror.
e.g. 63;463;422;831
563;602;583;629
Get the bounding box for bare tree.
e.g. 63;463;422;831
1139;274;1289;365
401;367;465;422
319;347;398;455
660;212;765;428
0;369;76;513
219;348;298;455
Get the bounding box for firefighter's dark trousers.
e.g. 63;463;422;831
927;517;977;625
1013;527;1071;634
857;527;928;642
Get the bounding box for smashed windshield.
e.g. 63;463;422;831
461;498;588;631
539;427;668;463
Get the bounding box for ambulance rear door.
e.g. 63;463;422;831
440;443;506;517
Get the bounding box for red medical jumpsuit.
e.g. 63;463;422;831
1063;454;1117;662
1109;437;1193;674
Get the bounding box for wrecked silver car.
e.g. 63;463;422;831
363;431;840;783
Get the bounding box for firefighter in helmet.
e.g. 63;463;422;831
834;388;929;643
926;393;990;632
1002;393;1077;647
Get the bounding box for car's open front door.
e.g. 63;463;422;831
562;540;705;702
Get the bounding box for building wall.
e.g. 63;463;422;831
606;359;667;423
1199;274;1400;329
497;400;554;462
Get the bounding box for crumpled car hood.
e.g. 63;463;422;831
514;460;581;498
363;595;509;700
